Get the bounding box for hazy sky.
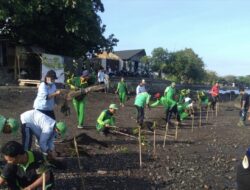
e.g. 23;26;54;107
100;0;250;76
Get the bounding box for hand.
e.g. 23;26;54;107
23;186;32;190
105;124;110;128
55;90;61;95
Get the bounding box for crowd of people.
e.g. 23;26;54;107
0;68;249;189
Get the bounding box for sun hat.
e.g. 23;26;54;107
56;122;67;137
109;104;118;110
154;93;161;99
6;118;20;133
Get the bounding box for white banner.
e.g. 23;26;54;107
41;53;65;83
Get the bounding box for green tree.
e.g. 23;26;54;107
150;47;170;78
0;0;118;57
204;70;219;85
140;55;151;72
171;48;205;83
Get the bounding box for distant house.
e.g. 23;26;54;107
114;49;146;73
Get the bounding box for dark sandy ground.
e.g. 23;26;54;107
0;86;249;190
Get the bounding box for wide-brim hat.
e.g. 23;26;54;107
56;122;67;138
6;118;20;134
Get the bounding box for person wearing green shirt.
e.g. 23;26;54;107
115;77;128;107
134;92;151;126
67;71;89;128
163;82;180;124
0;115;20;134
96;104;118;135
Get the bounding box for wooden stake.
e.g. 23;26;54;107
111;130;137;139
206;105;209;123
216;102;219;117
153;121;156;158
138;126;142;168
73;137;85;190
191;114;194;132
175;122;178;140
199;105;202;128
163;122;169;148
42;172;46;190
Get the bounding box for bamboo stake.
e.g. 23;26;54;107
73;137;85;190
206;105;209;123
153;121;156;158
42;173;46;190
138;126;142;168
163;122;169;148
199;105;202;128
175;122;178;140
216;102;219;117
191;114;194;132
111;130;137;139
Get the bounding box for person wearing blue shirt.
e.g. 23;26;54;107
33;70;61;119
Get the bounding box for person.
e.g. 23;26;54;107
96;104;118;135
210;81;220;110
134;92;151;126
0;141;54;190
237;147;250;190
20;109;67;157
164;82;180;124
0;115;20;134
116;77;128;107
33;70;61;119
67;71;89;128
104;70;110;93
136;79;147;95
237;87;249;127
97;67;105;84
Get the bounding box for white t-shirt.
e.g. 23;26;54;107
97;70;105;83
20;110;56;153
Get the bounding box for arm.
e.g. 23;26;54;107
0;176;6;185
97;111;106;126
24;172;51;190
150;100;161;108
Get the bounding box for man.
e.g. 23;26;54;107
210;81;220;110
237;147;250;190
97;67;105;84
237;87;249;127
67;71;89;128
0;115;20;134
116;77;128;107
134;92;151;126
20;109;67;157
96;104;118;135
136;79;147;95
164;82;180;124
0;141;54;190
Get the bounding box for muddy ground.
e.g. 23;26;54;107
0;86;249;190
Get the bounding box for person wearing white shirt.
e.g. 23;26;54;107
136;79;147;95
20;110;66;156
97;68;105;84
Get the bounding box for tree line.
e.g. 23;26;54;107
140;47;250;87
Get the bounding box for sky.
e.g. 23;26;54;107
99;0;250;76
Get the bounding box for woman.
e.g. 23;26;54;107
116;77;128;107
33;70;61;119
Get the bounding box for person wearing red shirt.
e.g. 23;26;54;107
210;82;220;110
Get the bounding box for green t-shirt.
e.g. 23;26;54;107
117;81;127;93
134;92;151;107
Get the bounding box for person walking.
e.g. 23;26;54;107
0;141;54;190
33;70;61;119
116;77;128;107
210;81;220;110
20;109;67;157
134;92;151;126
104;70;110;93
237;87;249;127
96;104;118;135
67;71;89;128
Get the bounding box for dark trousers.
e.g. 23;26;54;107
240;108;248;121
165;105;180;123
210;96;218;110
21;124;33;151
135;106;144;126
